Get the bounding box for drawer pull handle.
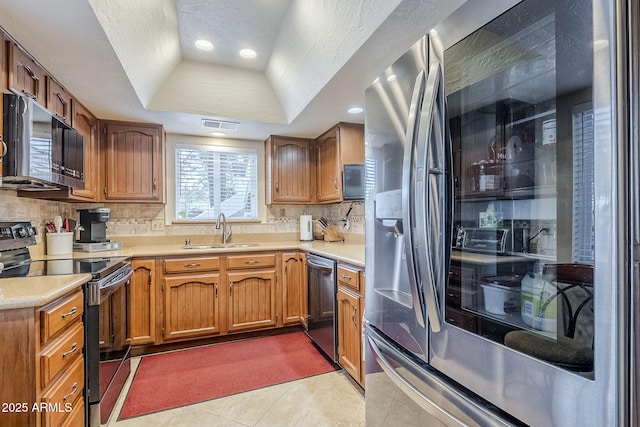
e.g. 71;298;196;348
62;343;78;358
61;307;77;318
184;263;201;268
244;260;259;265
340;274;352;280
63;382;78;401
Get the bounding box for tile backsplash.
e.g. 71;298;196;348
0;190;364;245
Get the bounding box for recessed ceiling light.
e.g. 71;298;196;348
239;48;257;59
386;74;397;82
195;39;214;51
348;106;363;114
210;131;226;137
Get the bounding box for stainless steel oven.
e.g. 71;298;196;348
0;223;133;426
84;258;133;426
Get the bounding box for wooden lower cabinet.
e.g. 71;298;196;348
124;251;341;351
336;263;365;387
163;273;221;341
337;287;363;385
227;269;277;332
0;288;85;427
281;252;307;327
128;259;157;345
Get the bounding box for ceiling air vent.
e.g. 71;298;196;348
201;119;240;131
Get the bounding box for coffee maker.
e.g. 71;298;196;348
74;208;122;252
78;208;110;242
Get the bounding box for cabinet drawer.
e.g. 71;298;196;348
40;355;84;427
337;266;360;291
164;257;220;273
227;254;276;269
41;321;84;389
41;291;84;344
61;397;84;427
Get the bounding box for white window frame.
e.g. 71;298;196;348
174;142;259;222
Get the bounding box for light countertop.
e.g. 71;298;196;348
0;238;364;311
0;274;91;311
451;250;534;265
37;239;365;267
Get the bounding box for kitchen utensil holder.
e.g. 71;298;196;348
46;232;74;255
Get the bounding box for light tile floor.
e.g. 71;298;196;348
107;357;365;427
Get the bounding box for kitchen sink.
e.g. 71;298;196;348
182;244;259;250
182;245;225;249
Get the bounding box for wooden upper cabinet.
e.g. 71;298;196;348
47;77;72;124
101;120;165;203
69;100;99;201
265;135;315;204
7;42;47;103
315;122;364;204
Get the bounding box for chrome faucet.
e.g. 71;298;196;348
215;212;232;245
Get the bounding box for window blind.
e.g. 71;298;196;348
175;145;257;220
571;107;595;264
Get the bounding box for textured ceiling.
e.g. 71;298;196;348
0;0;469;140
177;0;292;71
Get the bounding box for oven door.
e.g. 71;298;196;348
85;263;133;426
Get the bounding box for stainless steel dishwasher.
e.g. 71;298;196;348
305;253;337;361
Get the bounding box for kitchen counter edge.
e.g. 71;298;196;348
0;273;92;311
39;240;365;268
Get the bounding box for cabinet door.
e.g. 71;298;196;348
46;77;72;124
337;287;362;384
102;122;164;202
163;273;220;341
282;252;306;326
69;101;99;201
266;136;314;204
8;43;46;103
316;128;341;203
227;269;277;332
128;259;157;345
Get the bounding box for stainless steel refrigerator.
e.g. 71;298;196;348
364;0;636;425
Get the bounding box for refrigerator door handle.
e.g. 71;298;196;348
367;327;517;427
402;70;427;328
413;62;444;332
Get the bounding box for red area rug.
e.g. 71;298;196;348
119;332;336;419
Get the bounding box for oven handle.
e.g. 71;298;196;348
87;264;133;306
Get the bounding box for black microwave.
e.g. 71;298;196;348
343;163;365;200
2;93;84;190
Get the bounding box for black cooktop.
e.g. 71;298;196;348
0;248;129;279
